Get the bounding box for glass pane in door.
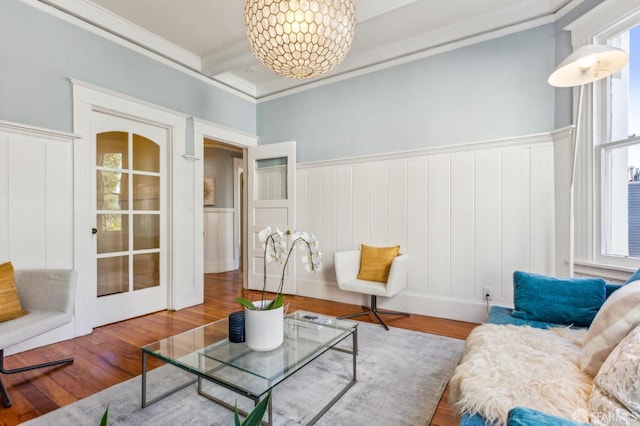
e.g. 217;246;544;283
97;131;128;168
97;256;129;297
255;157;287;200
133;175;159;210
97;214;129;254
133;214;160;250
133;134;160;172
97;171;129;210
133;253;159;290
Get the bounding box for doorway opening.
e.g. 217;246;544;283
203;139;245;282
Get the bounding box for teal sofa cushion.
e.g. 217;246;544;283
507;407;589;426
626;267;640;284
511;271;606;327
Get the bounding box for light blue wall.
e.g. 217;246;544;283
0;0;255;135
258;24;559;163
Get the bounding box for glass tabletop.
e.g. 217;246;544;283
141;311;357;398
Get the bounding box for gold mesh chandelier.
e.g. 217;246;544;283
244;0;355;79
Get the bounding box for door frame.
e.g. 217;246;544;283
72;80;188;334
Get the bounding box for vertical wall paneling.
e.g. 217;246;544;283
296;169;308;232
45;140;74;268
295;133;557;323
474;150;502;300
387;160;408;250
305;168;323;238
406;158;428;292
501;148;531;303
10;135;47;266
319;167;337;281
530;145;556;274
204;209;235;273
351;164;370;246
0;136;9;261
369;162;388;245
334;166;353;252
450;153;475;298
427;156;451;296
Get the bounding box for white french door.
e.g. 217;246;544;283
92;111;168;326
247;142;296;294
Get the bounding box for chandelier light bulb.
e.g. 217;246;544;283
244;0;356;79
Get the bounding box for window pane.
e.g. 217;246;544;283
133;214;159;250
97;131;128;168
603;143;640;259
133;253;159;291
133;134;159;172
610;25;640;141
97;214;129;254
97;256;129;297
133;175;159;210
97;171;129;210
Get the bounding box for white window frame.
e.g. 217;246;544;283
566;0;640;273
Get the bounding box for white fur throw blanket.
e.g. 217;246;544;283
449;324;592;425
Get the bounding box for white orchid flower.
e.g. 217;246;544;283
258;226;272;242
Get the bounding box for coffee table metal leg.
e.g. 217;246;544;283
307;328;358;425
141;350;198;408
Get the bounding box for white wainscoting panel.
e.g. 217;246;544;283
295;134;556;323
204;208;235;273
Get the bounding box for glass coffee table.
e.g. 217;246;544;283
141;311;358;425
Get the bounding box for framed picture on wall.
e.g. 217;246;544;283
204;177;215;206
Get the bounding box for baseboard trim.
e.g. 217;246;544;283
296;280;487;324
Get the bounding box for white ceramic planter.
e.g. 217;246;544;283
244;300;284;351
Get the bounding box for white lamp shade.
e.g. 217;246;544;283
548;44;629;87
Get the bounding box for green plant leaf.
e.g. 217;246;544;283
242;392;271;426
236;297;256;310
100;407;109;426
234;403;242;426
268;294;284;310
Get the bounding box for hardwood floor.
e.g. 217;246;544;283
0;271;477;425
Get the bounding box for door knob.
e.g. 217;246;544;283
92;228;98;235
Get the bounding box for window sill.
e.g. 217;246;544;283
574;261;636;283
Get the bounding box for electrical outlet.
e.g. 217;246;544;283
482;286;493;300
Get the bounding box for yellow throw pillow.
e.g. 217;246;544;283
0;261;28;322
357;244;400;283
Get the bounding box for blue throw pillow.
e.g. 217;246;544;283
507;407;589;426
511;271;606;327
625;268;640;284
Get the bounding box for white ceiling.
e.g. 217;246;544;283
43;0;578;100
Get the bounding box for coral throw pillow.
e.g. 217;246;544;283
357;244;400;283
0;261;28;322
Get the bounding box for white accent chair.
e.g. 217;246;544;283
0;269;76;407
334;250;409;330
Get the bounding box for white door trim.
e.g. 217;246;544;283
192;118;258;300
72;80;186;334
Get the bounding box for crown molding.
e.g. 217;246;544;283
21;0;256;104
23;0;585;103
32;0;201;69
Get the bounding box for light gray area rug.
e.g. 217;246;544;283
23;322;465;426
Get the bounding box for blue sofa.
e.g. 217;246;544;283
458;272;628;426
